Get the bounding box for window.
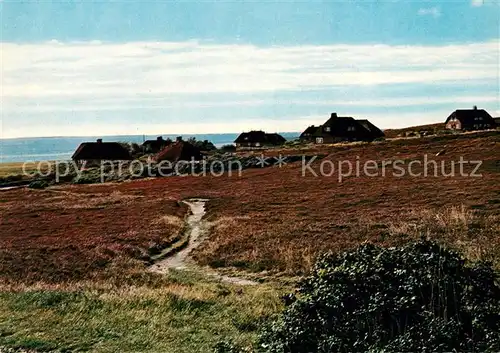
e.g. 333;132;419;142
316;137;324;144
325;126;331;132
255;142;261;147
347;126;356;132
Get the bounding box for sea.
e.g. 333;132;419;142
0;133;300;163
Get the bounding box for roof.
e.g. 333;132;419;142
142;137;172;152
300;125;319;138
265;133;287;144
314;116;370;137
155;141;203;163
234;131;267;144
311;113;384;141
143;136;170;145
446;108;494;124
234;131;286;145
71;142;132;161
357;119;385;138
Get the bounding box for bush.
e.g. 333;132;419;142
214;340;249;353
187;137;217;151
259;241;500;352
219;144;237;152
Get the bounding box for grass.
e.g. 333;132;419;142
0;270;285;352
2;131;499;281
0;162;55;178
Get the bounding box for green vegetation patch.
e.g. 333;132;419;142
258;240;500;352
0;271;284;353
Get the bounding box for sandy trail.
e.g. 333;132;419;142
149;199;257;285
150;199;208;271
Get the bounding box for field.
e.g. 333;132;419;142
0;162;55;178
1;131;499;351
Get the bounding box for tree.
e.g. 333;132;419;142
187;137;217;151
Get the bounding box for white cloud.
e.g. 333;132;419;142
417;7;441;17
2;40;498;99
1;40;498;137
471;0;484;6
3;95;498;113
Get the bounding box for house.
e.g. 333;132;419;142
71;139;132;164
299;125;319;142
445;106;495;131
494;117;500;127
303;113;384;144
142;136;172;153
154;137;203;163
234;131;286;148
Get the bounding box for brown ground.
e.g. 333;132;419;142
383;122;445;138
1;131;499;283
0;188;187;283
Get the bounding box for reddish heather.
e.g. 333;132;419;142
1;132;499;282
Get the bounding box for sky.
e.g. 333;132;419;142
1;0;499;138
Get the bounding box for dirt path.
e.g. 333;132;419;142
150;199;208;271
149;199;257;285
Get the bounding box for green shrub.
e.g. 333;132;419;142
187;137;217;151
259;241;500;352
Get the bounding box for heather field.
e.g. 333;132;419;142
0;131;499;351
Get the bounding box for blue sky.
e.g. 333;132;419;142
1;0;499;137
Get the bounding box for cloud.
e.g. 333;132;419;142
471;0;484;6
1;40;498;137
417;7;441;17
2;40;498;99
4;95;498;113
0;111;453;138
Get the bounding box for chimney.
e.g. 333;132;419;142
157;136;164;141
473;105;477;110
96;138;103;144
176;136;183;142
330;113;338;119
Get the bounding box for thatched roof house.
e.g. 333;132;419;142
154;139;203;163
234;131;286;148
299;125;319;141
301;113;384;143
445;106;495;131
71;139;132;162
142;136;172;153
